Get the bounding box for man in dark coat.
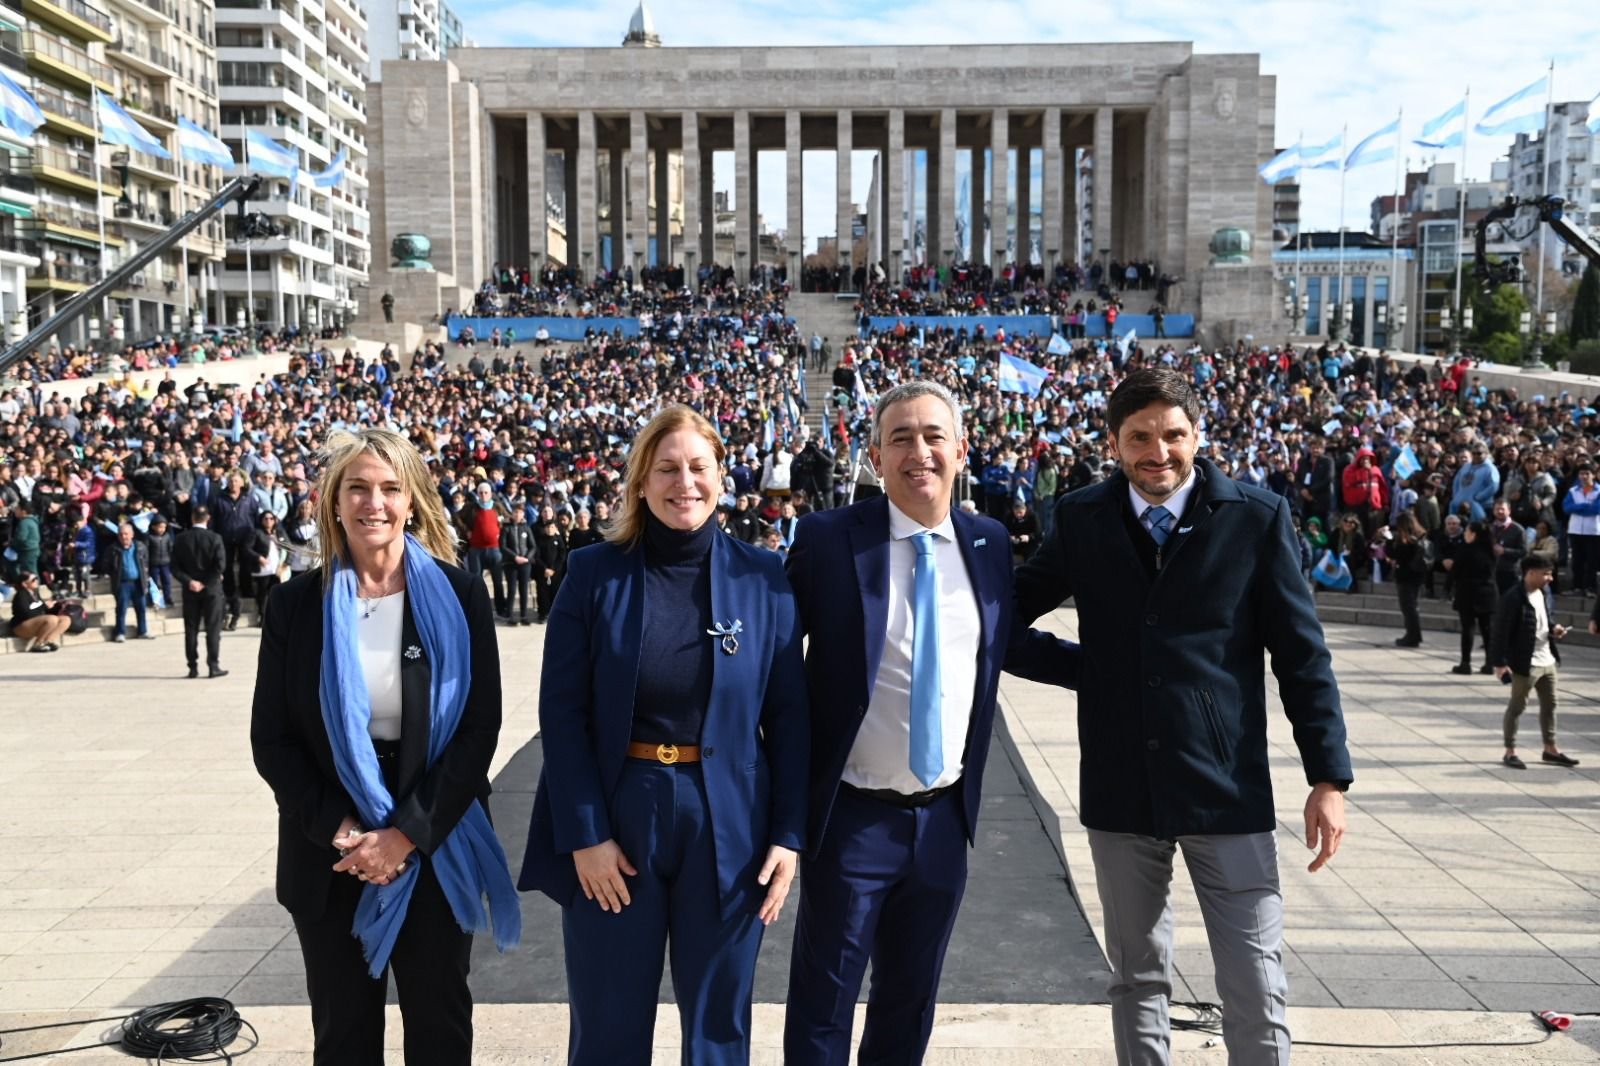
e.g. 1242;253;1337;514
1491;554;1578;769
1010;369;1351;1063
172;505;228;678
108;522;153;642
1294;435;1337;529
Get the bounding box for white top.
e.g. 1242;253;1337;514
1529;589;1556;668
358;591;406;741
844;500;981;794
1566;485;1600;537
1128;469;1197;537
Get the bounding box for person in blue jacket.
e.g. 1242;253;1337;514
518;404;809;1066
1449;441;1499;521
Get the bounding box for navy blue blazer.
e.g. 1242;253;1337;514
785;494;1024;855
518;530;809;918
1011;459;1353;840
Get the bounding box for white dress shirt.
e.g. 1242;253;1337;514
844;500;982;794
359;591;405;741
1128;469;1197;538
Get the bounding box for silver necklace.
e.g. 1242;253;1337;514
358;573;402;619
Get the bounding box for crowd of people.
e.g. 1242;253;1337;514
859;258;1179;318
455;262;785;323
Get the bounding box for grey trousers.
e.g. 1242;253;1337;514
1087;829;1290;1065
1503;665;1558;747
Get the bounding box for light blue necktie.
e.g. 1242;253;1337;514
909;531;943;788
1144;505;1174;547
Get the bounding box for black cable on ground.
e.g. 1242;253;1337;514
1168;1000;1565;1051
0;998;257;1063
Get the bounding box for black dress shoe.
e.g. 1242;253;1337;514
187;665;199;679
1451;664;1473;675
225;615;238;632
208;668;229;679
1395;637;1421;648
1478;663;1495;675
1542;751;1580;767
1503;753;1527;770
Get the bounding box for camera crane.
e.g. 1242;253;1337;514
1474;195;1600;286
0;174;270;378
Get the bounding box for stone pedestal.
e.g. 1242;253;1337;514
1193;263;1281;347
353;268;471;348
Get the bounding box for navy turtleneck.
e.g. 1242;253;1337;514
631;509;718;746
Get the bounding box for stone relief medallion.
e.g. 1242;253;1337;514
1213;79;1237;122
406;90;427;128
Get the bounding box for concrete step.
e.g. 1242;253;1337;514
1314;601;1600;649
1315;588;1594;627
1;614;261;655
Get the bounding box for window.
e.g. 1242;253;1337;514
1306;276;1322;335
1351;277;1367;346
1372;276;1390;349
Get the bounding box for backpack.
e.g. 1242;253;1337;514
53;600;88;635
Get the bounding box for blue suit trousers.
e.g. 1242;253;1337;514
784;786;969;1066
562;761;764;1066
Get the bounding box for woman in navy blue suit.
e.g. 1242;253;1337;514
518;404;809;1065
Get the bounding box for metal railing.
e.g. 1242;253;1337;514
33;0;112;34
29;260;98;285
121;149;176;175
122;94;177;124
110;35;175;73
31;199;102;232
23;31;116;85
30;144;99;183
32;83;93;127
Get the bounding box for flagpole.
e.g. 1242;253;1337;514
1452;86;1470;356
90;92;110;343
1391;109;1403;349
1294;128;1303;340
1536;59;1555;322
1336;123;1347;343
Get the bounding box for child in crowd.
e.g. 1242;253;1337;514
146;515;174;607
69;514;95;598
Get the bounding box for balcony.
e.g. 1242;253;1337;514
21;0;113;44
27;257;98;290
128;0;178;21
23;30;115;91
109;34;177;80
122;92;177;129
32;83;96;138
113;200;176;230
31;197;104;234
30;143;110;195
116;148;177;182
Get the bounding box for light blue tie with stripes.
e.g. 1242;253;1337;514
1144;505;1175;547
909;531;943;788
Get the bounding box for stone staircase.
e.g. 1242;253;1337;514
1312;582;1600;650
789;293;862;436
1;575;261;654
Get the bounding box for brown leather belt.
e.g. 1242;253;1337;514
626;741;701;764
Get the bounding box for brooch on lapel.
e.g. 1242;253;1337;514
706;619;743;656
974;537;987;547
404;645;423;661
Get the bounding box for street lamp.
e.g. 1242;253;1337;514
1284;291;1307;339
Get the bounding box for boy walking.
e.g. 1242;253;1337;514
1492;554;1580;769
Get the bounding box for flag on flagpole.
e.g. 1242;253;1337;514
0;69;44;138
1299;132;1343;171
94;90;171;158
998;351;1047;396
1391;443;1421;482
1587;91;1600;134
1258;143;1300;184
1346;117;1399;169
1414;98;1466;148
1475;75;1548;136
246;129;301;189
1046;333;1072;356
1117;327;1139;359
176;116;235;169
308;146;346;188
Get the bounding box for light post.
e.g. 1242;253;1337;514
1441;303;1471;357
1523;310;1555;371
1378;303;1409;352
1283;291;1307;340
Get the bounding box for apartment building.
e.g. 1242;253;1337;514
216;0;369;331
366;0;467;76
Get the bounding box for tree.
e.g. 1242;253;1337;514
1469;282;1528;345
1572;264;1600;344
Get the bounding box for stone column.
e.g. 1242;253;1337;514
886;109;903;276
577;111;597;279
654;147;670;268
785;109;802;280
936;107;956;267
680;111;699;273
991;109;1009;267
608;148;625;274
970;143;985;262
733;110;752;281
1041;108;1062;269
748;134;761;275
526;111;546;265
1016;144;1032;265
836;109;853;278
1064;140;1079;265
630;111;649;275
699;137;714;268
1093;106;1113;263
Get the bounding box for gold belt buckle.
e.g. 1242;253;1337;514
656;743;680;765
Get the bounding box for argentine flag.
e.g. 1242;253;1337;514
1475;75;1548;137
1587;90;1600;135
1258;143;1300;185
1298;132;1343;172
309;146;346;188
95;90;170;158
246;129;300;189
1414;99;1465;150
998;351;1047;396
1117;327;1139;360
0;70;44;138
1391;443;1421;482
1346;118;1398;170
176;117;235;169
1046;333;1072;356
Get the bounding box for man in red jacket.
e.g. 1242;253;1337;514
1340;447;1388;533
466;480;508;617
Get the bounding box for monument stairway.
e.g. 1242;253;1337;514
789;292;861;436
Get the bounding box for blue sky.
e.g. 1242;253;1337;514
447;0;1600;246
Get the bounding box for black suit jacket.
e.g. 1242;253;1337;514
250;562;502;919
171;526;226;593
1011;459;1352;840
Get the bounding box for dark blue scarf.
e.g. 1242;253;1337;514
319;534;521;976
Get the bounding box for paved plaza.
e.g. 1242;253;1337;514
2;604;1599;1063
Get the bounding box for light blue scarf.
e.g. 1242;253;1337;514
319;534;521;976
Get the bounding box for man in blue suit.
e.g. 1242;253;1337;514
784;380;1058;1064
1011;369;1352;1065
